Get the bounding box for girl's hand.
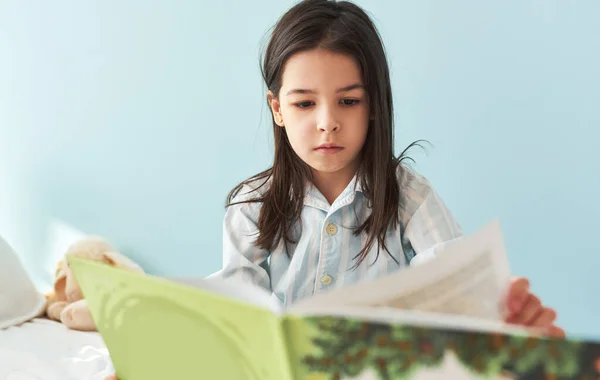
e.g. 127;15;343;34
104;376;117;380
504;277;565;338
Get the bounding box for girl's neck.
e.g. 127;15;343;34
311;167;358;205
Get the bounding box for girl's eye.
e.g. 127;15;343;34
294;101;315;109
340;99;360;106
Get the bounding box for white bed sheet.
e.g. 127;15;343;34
0;318;113;380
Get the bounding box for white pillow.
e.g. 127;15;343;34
0;235;47;329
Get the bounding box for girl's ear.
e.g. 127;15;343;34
267;91;285;127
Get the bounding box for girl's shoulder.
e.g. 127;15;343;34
224;175;272;225
396;164;437;223
227;174;272;204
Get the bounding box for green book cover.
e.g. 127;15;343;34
69;257;292;380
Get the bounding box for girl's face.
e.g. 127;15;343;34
269;48;369;182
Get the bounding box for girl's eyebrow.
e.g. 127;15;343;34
336;83;364;93
285;83;364;96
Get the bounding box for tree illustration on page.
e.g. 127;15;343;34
302;317;447;380
301;316;600;380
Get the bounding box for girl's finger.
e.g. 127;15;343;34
507;277;530;314
530;307;557;328
506;294;541;325
546;325;566;339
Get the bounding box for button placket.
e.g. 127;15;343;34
315;217;339;291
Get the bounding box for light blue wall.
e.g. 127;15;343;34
1;1;598;338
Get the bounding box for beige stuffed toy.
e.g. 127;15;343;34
44;236;144;331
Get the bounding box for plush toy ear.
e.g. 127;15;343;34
53;260;68;301
53;276;67;301
54;259;64;277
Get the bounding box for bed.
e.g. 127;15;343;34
0;317;113;380
0;234;114;380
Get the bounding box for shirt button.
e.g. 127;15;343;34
320;274;333;285
326;223;338;235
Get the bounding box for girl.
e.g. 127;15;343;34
106;0;562;378
216;0;563;334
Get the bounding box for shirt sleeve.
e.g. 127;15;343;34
402;185;464;266
206;199;272;292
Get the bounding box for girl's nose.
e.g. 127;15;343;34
317;109;340;132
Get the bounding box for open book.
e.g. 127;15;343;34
69;220;600;380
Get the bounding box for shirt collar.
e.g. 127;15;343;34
303;173;364;212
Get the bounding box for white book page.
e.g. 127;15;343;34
290;220;512;321
166;275;283;313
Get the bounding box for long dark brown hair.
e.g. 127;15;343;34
227;0;424;268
